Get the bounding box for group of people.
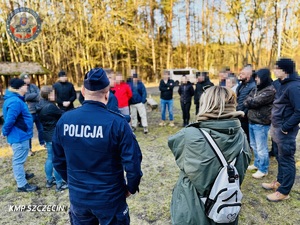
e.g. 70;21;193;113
158;70;214;127
1;57;300;225
169;57;300;224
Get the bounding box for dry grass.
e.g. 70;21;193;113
0;95;300;225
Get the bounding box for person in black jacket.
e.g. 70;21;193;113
178;76;194;126
159;70;175;127
194;72;214;115
243;68;275;179
236;64;256;141
36;86;68;192
53;70;77;112
262;58;300;202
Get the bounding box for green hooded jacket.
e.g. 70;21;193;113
168;119;251;225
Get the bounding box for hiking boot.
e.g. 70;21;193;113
169;122;175;127
252;170;268;179
143;127;148;134
56;181;68;192
131;126;136;132
17;183;38;192
247;165;258;171
25;172;35;180
262;181;281;190
159;121;166;126
267;191;290;202
46;178;56;188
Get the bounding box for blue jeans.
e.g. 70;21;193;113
69;201;130;225
271;125;299;195
160;99;173;121
249;123;270;173
29;113;45;149
45;142;63;185
11;140;30;187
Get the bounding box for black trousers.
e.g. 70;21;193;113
195;103;199;115
239;116;250;143
180;102;191;125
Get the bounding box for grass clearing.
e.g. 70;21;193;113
0;94;300;224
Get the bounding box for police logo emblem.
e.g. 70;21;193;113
6;7;42;43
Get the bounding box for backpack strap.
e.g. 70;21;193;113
200;129;228;167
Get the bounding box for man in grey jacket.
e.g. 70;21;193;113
20;73;45;156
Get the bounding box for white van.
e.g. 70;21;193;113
165;68;199;85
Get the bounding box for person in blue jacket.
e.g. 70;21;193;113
128;73;148;134
1;78;38;192
52;68;143;225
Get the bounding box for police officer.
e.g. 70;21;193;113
52;68;143;225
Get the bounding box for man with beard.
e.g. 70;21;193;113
236;64;256;141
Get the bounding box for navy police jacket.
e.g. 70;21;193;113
52;101;143;208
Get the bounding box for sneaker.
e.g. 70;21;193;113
247;165;258;171
159;121;166;126
17;183;38;192
28;150;35;156
267;191;290;202
46;178;56;188
143;127;148;134
252;170;268;179
25;173;35;180
262;181;281;190
169;122;175;127
56;181;68;192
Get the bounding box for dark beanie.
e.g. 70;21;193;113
58;70;66;77
84;68;110;91
275;58;295;75
9;78;26;89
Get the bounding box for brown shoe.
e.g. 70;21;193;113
267;191;290;202
262;181;281;190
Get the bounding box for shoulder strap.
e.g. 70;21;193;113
200;128;228;167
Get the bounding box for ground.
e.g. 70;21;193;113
0;88;300;225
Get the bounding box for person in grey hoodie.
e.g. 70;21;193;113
20;73;45;156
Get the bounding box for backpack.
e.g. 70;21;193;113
199;128;242;223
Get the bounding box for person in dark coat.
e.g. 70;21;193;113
20;73;45;156
243;68;275;179
159;70;175;127
236;64;256;141
178;76;194;126
36;86;68;192
52;68;142;224
194;71;214;115
262;58;300;202
53;70;77;112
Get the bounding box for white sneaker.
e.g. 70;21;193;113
247;165;258;171
252;170;268;179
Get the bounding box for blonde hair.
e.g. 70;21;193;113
198;86;237;117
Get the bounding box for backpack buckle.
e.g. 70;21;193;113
227;165;236;183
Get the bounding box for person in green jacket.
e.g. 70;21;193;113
168;86;251;225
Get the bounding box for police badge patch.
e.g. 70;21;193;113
6;7;42;43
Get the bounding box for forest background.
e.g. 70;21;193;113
0;0;300;86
